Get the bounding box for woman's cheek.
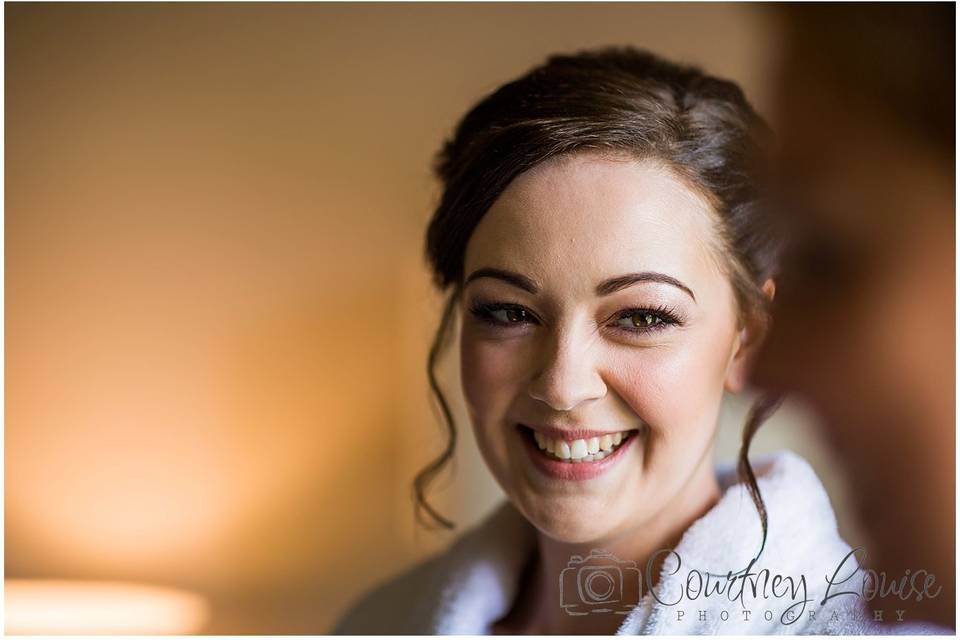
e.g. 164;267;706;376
611;338;730;440
611;348;691;426
460;330;527;429
460;332;532;495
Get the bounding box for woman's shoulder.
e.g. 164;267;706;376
636;450;875;634
683;450;849;567
330;502;537;634
330;549;451;634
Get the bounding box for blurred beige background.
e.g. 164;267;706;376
6;2;865;633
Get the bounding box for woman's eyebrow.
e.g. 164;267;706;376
596;272;696;302
464;267;696;302
464;267;538;293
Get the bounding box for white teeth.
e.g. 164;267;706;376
587;437;600;455
599;434;613;451
570;439;588;459
530;429;634;463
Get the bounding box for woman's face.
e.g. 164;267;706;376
459;151;749;543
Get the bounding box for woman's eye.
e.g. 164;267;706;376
611;309;678;333
471;302;679;334
469;302;537;327
491;307;530;324
621;312;662;329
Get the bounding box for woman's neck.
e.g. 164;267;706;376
497;455;723;635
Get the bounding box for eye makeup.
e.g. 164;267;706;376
466;298;686;336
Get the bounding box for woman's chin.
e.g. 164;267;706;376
519;496;625;544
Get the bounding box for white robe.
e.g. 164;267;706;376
332;450;950;634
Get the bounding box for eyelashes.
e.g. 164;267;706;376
467;300;685;336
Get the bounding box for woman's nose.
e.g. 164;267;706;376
526;330;607;412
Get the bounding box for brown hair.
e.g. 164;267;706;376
415;46;781;549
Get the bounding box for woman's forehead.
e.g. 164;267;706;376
464;154;724;287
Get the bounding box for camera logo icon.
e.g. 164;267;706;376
559;549;642;616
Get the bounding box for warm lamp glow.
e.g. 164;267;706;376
4;579;210;634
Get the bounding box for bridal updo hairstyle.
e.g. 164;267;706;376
417;46;781;546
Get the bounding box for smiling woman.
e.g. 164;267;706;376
333;46;880;635
457;154;749;550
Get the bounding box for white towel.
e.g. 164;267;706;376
332;450;950;635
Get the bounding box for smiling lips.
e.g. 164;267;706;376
533;430;632;462
518;424;639;480
519;423;638;461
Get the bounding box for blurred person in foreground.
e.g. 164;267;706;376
753;3;955;631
